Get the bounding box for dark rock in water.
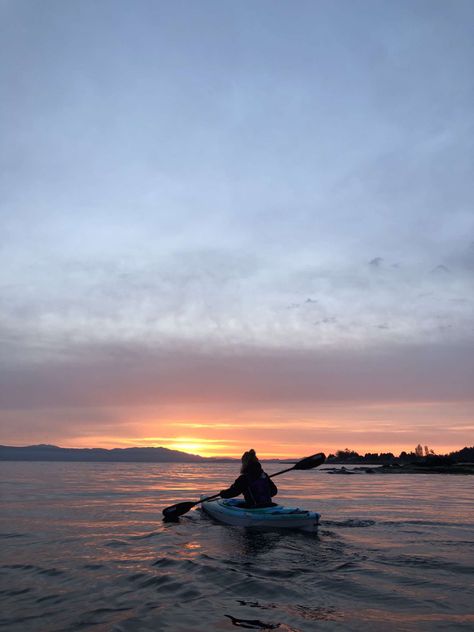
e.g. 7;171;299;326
224;614;280;629
376;463;474;475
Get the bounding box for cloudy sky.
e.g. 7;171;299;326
1;0;473;456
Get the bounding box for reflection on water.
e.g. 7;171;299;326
0;461;473;631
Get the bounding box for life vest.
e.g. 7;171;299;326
244;472;273;507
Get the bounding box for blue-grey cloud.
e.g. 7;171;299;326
1;340;473;412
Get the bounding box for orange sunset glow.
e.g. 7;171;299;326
6;399;470;458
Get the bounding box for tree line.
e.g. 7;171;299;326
326;445;474;465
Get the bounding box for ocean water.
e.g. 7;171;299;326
0;462;473;632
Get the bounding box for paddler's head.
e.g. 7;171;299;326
241;448;260;473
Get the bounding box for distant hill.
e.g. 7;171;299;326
0;444;209;463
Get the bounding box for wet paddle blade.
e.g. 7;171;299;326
162;492;221;522
293;452;326;470
162;501;195;521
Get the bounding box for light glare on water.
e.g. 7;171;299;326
0;462;473;631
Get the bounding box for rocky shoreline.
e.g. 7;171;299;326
326;464;474;475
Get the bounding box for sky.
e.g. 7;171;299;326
1;0;473;457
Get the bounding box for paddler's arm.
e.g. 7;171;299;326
219;475;247;499
268;477;278;497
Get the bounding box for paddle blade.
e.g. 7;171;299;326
162;501;195;521
293;452;326;470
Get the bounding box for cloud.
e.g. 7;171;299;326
369;257;383;268
1;339;473;412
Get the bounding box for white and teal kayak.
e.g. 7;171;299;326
201;496;320;532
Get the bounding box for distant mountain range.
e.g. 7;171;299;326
0;444;232;463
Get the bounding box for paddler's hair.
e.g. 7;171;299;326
240;448;259;473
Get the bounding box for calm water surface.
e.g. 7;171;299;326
1;462;473;631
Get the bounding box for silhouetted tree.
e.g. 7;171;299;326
450;446;474;463
335;449;360;461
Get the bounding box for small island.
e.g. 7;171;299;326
325;445;474;475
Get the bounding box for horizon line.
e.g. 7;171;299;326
1;442;472;460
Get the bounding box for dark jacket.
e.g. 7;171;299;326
220;461;278;507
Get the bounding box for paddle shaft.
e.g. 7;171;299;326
191;492;220;508
268;466;296;478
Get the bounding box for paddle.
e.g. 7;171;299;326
162;452;326;522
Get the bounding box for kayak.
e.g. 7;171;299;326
200;495;320;532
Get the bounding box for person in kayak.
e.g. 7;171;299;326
219;449;278;508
